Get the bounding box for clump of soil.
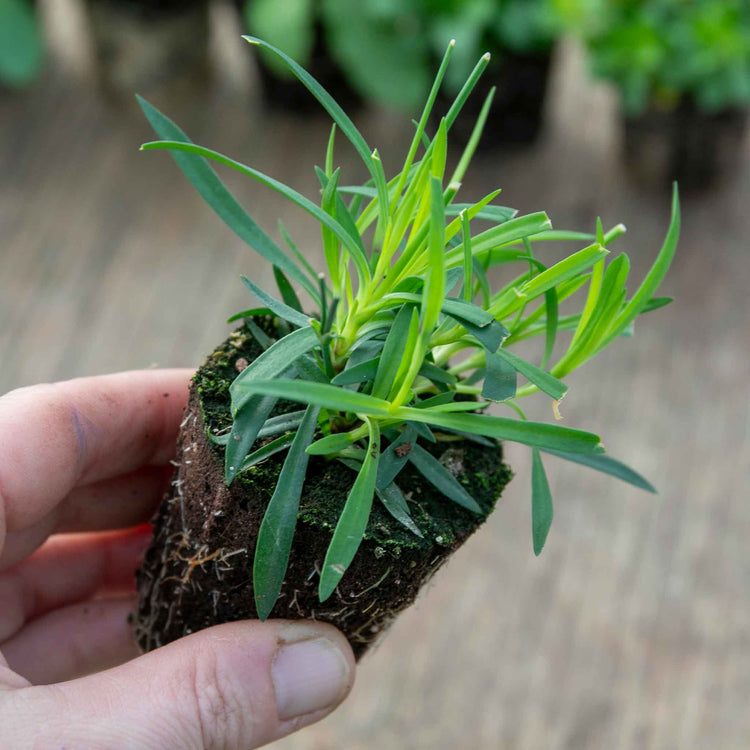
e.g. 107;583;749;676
134;319;512;659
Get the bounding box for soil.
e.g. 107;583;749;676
134;318;513;659
623;98;748;190
436;47;553;151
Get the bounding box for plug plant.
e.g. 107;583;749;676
134;38;679;651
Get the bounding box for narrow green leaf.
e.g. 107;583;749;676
241;276;309;329
598;185;680;350
377;424;417;489
239;432;295;472
446;204;516;223
272;267;303;312
521;245;609;299
531;448;553;555
331;357;379;386
257;410;307;438
449;316;509;353
319;420;381;601
395;407;603;454
483;352;517;402
372;305;415;399
243;318;274;350
641;296;674;313
137;97;319;302
230;326;319;413
418;361;457;386
494;348;568;401
254;405;320;620
141;140;371;284
422;176;446;335
541;449;656;493
408;444;482;514
225;395;277;484
306;431;358;455
376;483;424;538
239;379;392;416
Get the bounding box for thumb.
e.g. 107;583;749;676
1;620;355;749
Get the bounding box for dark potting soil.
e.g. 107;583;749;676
134;318;512;659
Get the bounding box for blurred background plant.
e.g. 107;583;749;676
0;0;44;88
558;0;750;187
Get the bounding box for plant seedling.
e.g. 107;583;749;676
135;37;679;649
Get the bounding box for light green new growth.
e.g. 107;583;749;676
139;37;680;620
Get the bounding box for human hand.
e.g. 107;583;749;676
0;371;355;748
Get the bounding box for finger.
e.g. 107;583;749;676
2;620;355;749
0;369;192;538
0;528;150;640
0;465;170;569
2;597;138;685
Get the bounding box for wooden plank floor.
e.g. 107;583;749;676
1;3;748;748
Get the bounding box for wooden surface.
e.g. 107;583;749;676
1;3;749;748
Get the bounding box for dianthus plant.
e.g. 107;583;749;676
139;38;679;619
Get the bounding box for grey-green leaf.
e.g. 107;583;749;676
531;448;553;555
254;405;321;620
408;444;482;514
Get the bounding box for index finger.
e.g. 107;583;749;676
0;370;193;536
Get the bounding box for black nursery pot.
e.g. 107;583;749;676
86;0;211;95
623;98;748;190
436;46;553;151
233;2;363;114
134;318;512;659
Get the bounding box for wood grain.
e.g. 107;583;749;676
1;5;748;748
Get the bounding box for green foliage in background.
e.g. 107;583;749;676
560;0;750;113
244;0;561;109
0;0;43;87
139;39;679;618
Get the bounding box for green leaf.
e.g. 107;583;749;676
273;267;303;312
239;432;295;472
319;419;380;601
377;424;417;489
372;305;415;399
531;448;553;555
241;275;309;329
421;176;447;336
257;410;307;438
331;357;379;386
225;395;277;484
239;379;393;416
641;296;674;314
541;449;656;493
494;348;568;401
483;352;517;402
449;316;509;353
306;431;358;455
141;140;371;285
137;97;319;302
376;483;423;538
230;326;319;413
244;318;274;350
395;407;603;454
521;245;610;300
446;204;516;223
243;35;389;232
254;405;320;620
408;445;482;514
418;361;458;386
598;185;680;350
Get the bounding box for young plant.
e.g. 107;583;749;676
139;38;679;621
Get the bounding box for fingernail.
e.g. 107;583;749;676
272;636;351;720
